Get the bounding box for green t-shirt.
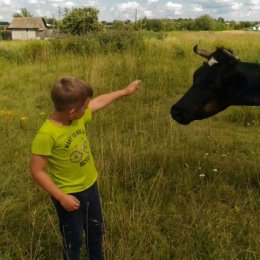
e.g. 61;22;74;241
31;108;98;194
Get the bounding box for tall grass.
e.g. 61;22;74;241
0;31;259;260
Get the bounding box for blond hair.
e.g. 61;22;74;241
51;77;93;111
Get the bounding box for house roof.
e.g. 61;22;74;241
0;21;9;26
8;17;47;30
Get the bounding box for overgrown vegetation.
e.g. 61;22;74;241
0;31;144;63
0;31;259;260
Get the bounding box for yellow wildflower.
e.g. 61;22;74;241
234;206;240;213
20;116;28;122
0;109;14;116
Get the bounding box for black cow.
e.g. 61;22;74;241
171;45;260;125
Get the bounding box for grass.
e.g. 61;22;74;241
0;31;259;260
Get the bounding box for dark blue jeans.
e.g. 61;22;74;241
53;182;104;260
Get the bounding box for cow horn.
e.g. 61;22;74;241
193;45;211;59
222;48;239;60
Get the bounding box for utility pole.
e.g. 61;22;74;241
52;14;55;29
58;6;62;19
135;8;137;23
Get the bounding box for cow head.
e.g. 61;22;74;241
171;45;239;125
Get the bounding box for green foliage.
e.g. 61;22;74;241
0;31;144;63
0;41;52;64
0;30;11;40
58;14;258;35
141;18;164;32
239;21;255;29
194;15;215;30
62;7;100;35
131;15;258;32
213;21;226;31
13;8;33;17
95;30;144;52
109;20;135;31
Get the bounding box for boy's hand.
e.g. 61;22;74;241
59;194;80;212
124;80;141;96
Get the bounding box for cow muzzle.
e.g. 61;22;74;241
170;105;191;125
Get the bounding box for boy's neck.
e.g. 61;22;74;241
49;111;72;126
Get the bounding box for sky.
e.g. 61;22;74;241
0;0;259;22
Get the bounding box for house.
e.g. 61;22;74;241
253;23;260;31
8;17;49;40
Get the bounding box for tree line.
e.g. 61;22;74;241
45;8;259;33
2;7;259;37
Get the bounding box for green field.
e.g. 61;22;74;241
0;31;259;260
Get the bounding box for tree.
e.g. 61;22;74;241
239;21;253;29
62;7;100;35
213;20;226;31
13;8;33;17
144;19;163;32
217;17;225;23
194;15;214;30
110;20;126;30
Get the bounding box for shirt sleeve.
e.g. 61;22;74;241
31;131;54;156
82;107;92;124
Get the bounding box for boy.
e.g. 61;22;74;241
30;77;141;260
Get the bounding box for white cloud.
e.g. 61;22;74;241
250;5;260;9
116;1;140;11
64;1;75;8
109;2;142;21
193;5;203;12
165;2;182;14
0;0;11;5
147;0;159;4
231;2;243;10
49;0;65;3
35;8;43;16
28;0;39;4
87;0;97;7
215;0;232;3
143;9;153;17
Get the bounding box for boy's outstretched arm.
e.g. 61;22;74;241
89;80;141;113
30;155;80;212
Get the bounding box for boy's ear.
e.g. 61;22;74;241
68;108;76;118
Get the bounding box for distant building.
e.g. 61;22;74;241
8;17;49;40
253;23;260;31
0;21;10;30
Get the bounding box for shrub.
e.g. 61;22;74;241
0;31;144;64
95;30;144;53
0;30;11;40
